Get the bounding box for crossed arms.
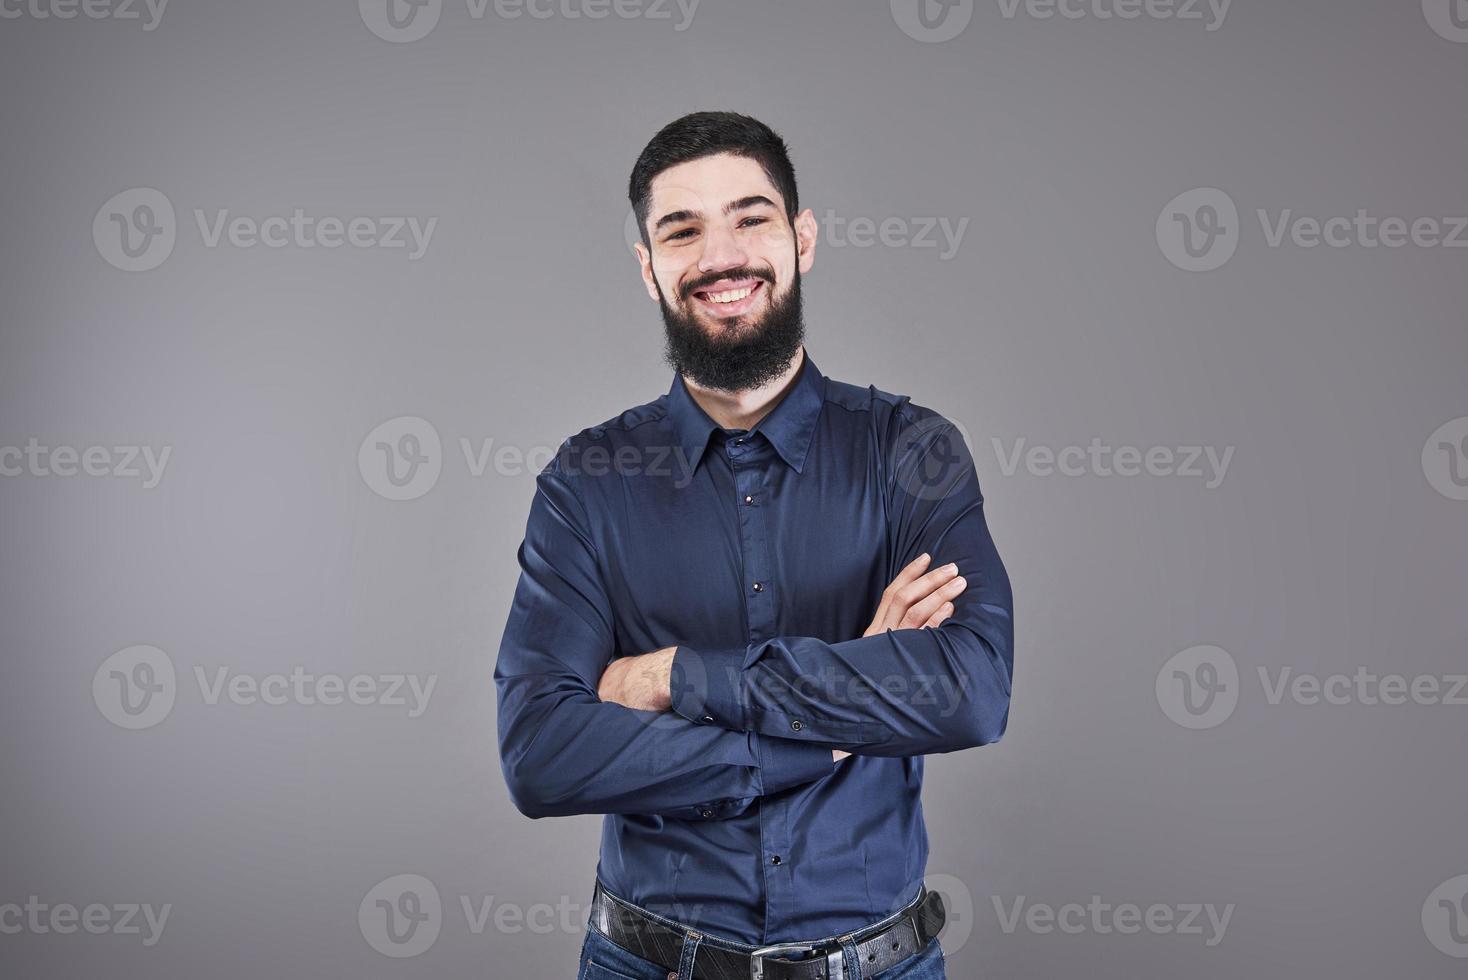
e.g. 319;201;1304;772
493;413;1014;820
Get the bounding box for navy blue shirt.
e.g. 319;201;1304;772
495;348;1014;945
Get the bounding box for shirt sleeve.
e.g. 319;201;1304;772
669;404;1014;757
494;456;837;820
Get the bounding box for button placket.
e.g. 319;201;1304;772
730;437;796;938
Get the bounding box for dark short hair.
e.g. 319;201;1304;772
628;111;799;247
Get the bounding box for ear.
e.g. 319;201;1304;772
793;207;817;275
633;241;660;302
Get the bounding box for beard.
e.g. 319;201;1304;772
657;267;805;393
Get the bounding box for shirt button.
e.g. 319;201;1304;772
790;720;803;732
752;582;763;593
702;715;714;724
699;808;713;818
743;494;754;504
771;855;783;865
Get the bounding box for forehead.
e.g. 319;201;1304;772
646;152;785;219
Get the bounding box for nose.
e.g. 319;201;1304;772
697;220;749;276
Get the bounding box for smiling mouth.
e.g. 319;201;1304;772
689;278;766;317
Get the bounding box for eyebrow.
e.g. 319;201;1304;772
652;195;780;233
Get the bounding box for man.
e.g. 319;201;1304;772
495;111;1014;980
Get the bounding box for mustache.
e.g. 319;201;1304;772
680;268;775;300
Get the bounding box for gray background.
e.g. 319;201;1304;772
2;0;1466;977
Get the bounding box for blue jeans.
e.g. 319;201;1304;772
576;926;947;980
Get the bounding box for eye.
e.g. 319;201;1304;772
664;228;697;242
739;216;768;228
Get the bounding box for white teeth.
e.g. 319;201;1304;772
706;285;754;304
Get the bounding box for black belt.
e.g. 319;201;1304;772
589;881;945;980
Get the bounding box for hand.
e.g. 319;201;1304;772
863;553;966;637
597;647;676;711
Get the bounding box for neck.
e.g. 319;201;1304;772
684;346;805;431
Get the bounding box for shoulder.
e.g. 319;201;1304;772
539;391;673;480
822;370;981;505
822;371;959;444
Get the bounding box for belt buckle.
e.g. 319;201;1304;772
751;938;833;979
748;941;843;980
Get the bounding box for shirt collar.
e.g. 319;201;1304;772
667;348;826;476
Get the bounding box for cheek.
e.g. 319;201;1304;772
652;254;694;293
758;238;797;278
767;252;797;286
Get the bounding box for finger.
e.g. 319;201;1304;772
900;575;966;629
886;562;960;630
871;553;931;631
900;562;961;603
922;601;954;629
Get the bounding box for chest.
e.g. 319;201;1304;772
591;447;891;656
